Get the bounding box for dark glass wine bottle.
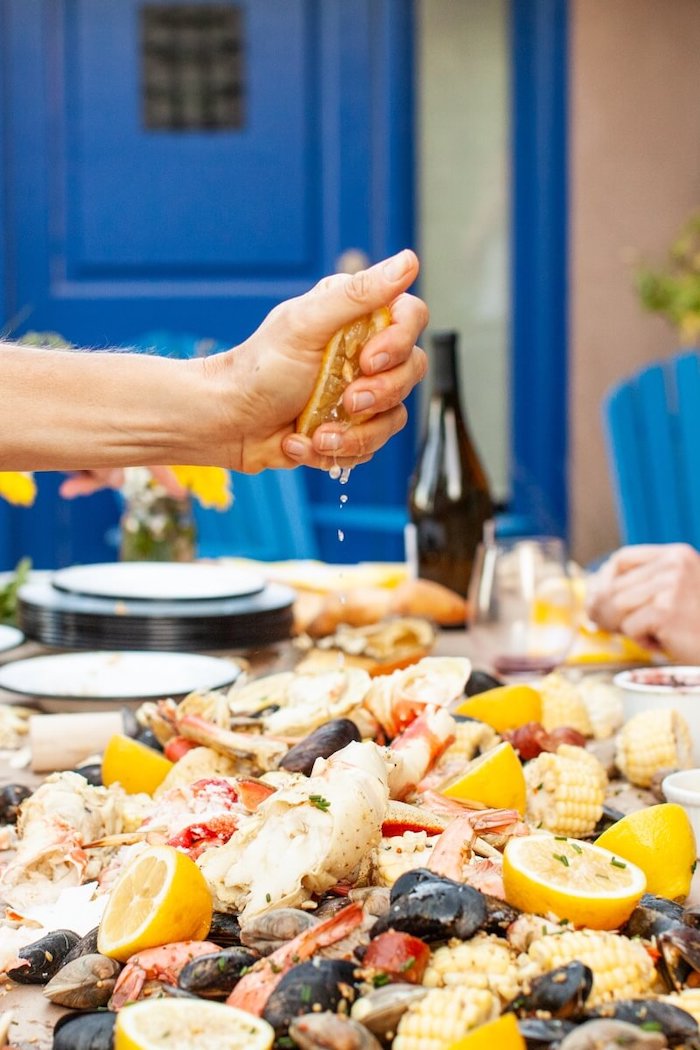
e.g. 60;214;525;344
407;331;493;596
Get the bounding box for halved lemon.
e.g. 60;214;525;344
102;734;173;796
503;833;646;930
596;803;697;901
297;307;391;435
440;741;527;815
115;1000;275;1050
97;845;213;962
453;684;542;732
446;1014;525;1050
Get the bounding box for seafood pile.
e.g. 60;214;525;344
1;657;700;1049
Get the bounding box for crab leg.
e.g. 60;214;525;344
177;713;288;768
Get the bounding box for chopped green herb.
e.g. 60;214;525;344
270;961;281;974
265;892;272;903
309;795;331;811
300;984;312;1004
640;1021;663;1032
610;857;627;869
554;835;568;841
692;860;698;875
553;853;570;867
571;842;583;854
277;1038;295;1048
217;957;228;973
400;957;416;972
536;782;544;791
373;972;391;988
239;965;252;976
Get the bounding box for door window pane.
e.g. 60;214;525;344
142;4;245;130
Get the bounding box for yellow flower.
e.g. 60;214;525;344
170;466;232;511
0;472;37;507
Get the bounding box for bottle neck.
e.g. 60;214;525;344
431;332;460;397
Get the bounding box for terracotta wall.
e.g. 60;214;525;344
570;0;700;563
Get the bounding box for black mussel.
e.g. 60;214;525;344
61;926;100;966
0;782;31;823
178;946;260;1000
558;1019;668;1049
508;962;593;1020
73;763;103;786
586;1000;699;1047
642;894;688;924
623;904;683;941
592;803;626;836
53;1009;116;1050
262;958;358;1037
389;867;450;903
279;718;361;776
372;878;487;942
134;727;164;752
44;954;121;1009
482;893;521;936
207;911;242;947
8;929;81;984
465;669;503;696
658;926;700;991
517;1018;578;1048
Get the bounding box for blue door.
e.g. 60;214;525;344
0;0;415;568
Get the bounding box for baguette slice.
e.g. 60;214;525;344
297;307;391;435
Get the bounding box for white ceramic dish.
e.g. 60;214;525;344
51;562;265;602
0;650;241;712
614;666;700;764
662;769;700;846
0;624;24;653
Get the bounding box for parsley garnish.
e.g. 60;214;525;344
373;972;391;987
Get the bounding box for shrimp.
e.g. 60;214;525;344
427;810;522;892
110;940;221;1009
227;901;363;1015
385;706;456;800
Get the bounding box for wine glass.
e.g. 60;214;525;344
467;536;578;675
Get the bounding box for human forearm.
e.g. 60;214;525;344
0;344;232;470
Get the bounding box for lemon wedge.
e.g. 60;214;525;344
102;734;173;796
440;741;527;815
297;307;391;435
503;834;646;930
453;684;542;732
596;803;696;901
446;1014;525;1050
115;1000;274;1050
97;845;213;962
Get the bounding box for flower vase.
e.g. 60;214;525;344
119;472;196;563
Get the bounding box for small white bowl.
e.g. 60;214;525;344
614;666;700;764
662;769;700;846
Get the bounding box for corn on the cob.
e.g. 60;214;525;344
423;932;536;1003
527;930;656;1006
393;987;500;1050
661;990;700;1026
442;721;501;763
524;745;606;836
371;830;436;887
539;673;593;736
576;678;624;740
615;708;693;787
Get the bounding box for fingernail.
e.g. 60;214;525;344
383;249;411;282
284;438;305;458
370;352;390;373
351;390;375;413
319;432;342;452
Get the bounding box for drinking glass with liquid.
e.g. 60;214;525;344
467;536;578;675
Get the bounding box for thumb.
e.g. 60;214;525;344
283;249;420;344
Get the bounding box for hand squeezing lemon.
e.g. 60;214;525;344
296;307;392;435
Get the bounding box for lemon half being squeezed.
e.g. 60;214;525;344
297;307;391;435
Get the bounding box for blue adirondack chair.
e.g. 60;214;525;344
604;350;700;546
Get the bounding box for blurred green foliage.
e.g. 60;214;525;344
636;213;700;345
0;557;31;625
